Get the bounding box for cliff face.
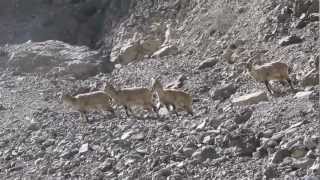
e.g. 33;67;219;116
0;0;319;179
0;0;131;48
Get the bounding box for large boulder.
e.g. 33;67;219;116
5;40;113;79
232;91;269;106
110;41;141;64
110;37;161;64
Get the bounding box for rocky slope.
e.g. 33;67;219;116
0;0;319;179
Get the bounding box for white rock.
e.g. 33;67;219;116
151;45;178;58
121;130;134;140
294;91;313;99
79;143;89;154
196;119;207;130
232;91;268;106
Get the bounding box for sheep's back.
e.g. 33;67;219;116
116;88;153;105
161;89;192;107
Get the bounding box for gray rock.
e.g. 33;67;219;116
27;121;40;131
182;147;196;158
60;149;78;159
165;75;187;89
222;47;235;64
79;143;89;154
303;176;320;180
304;135;320;150
301;71;319;87
271;149;290;164
152;45;178;58
196;119;207;130
131;132;145;140
264;165;278;179
309;157;320;175
167;174;184;180
293;158;315;169
42;139;55;148
295;91;313;99
279;35;304;46
6;40;112;79
111;41;140;64
293;0;319;17
121;130;134;140
277;6;293;23
153;168;172;180
232;91;268;106
197;57;218;70
202;135;215;145
263;129;275;138
234;107;253;124
192;145;218;161
210;83;237;101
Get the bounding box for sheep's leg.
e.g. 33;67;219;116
103;104;115;116
156;103;163;111
144;104;159;118
164;104;171;112
264;81;273;94
185;106;194;116
80;110;88;122
171;104;179;117
287;78;294;90
151;104;160;118
124;105;133;117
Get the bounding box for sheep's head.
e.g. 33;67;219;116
104;82;114;91
62;94;74;103
151;76;162;91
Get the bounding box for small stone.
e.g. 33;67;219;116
27;121;40;131
210;83;237;101
196;119;207;130
182;147;195;158
131;132;145;140
263;129;274;138
232;91;268;106
301;71;319;87
202;135;214;144
271;149;290;164
192;145;218;161
79;143;89;154
279;35;304;46
302;176;320;180
60;149;78;159
152;45;178;58
167;174;184;180
121;130;134;140
309;157;320;174
293;158;315;169
42;139;55;148
0;104;6;111
304;135;318;150
295;91;313;99
197;58;218;70
153;168;172;179
234;107;253;124
264;165;277;179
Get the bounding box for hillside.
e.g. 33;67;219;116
0;0;319;179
